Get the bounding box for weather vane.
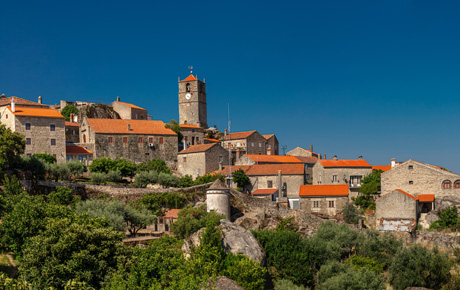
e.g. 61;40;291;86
188;66;193;74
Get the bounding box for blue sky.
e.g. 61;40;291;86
1;1;460;172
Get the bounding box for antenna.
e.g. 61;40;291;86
281;145;287;155
188;66;193;74
228;103;232;188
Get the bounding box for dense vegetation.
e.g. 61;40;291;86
354;169;383;210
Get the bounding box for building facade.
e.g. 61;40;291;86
286;146;319;158
178;74;207;128
299;184;349;216
262;134;279;155
177;143;229;178
180;124;205;147
223;131;268;159
375;189;418;232
110;98;148;120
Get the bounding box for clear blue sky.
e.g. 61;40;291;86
1;1;460;172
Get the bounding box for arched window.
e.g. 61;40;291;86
442;180;452;189
455;180;460;188
186;83;190;92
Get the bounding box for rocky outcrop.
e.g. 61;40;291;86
182;219;266;266
415;231;460;251
78;103;121;120
201;276;243;290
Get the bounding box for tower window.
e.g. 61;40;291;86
186;83;190;92
26;138;31;145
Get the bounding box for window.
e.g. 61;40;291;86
350;176;362;187
186;83;190;92
25;123;31;130
26;138;31;145
26;154;31;157
138;137;143;143
83;135;86;143
455;180;460;188
72;129;76;136
67;155;72;161
237;142;241;147
332;175;338;182
50;124;55;131
259;142;262;147
313;200;320;208
140;115;144;120
442;180;452;189
183;157;187;163
160;137;164;144
251;142;254;147
135;114;138;119
149;137;153;144
51;139;56;146
123;137;128;143
408;165;413;170
53;154;56;158
108;137;113;143
268;180;273;188
219;156;223;163
268;144;271;149
409;181;413;185
196;137;199;143
328;200;335;208
5;114;7;119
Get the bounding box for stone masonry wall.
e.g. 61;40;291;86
375;190;418;226
179;79;207;128
300;196;348;216
65;124;80;143
177;152;206;178
247;174;304;197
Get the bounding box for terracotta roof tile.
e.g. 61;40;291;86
226;131;256;140
179;143;217;154
65;121;80;127
417;194;435;202
204;138;222;143
179;124;204;129
245;154;303;164
372;165;392;172
182;74;197;81
87;119;176;135
113;101;146;110
164;209;180;219
7;106;64;118
319;159;371;168
295;156;318;164
66;145;92;154
380;189;417;200
299;184;349;197
262;134;275;140
219;164;304;176
0;97;48;107
252;188;278;195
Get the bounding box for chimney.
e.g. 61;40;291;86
310;144;313;152
391;158;396;168
197;121;201;128
333;155;337;161
236;150;240;160
267;147;272;155
128;123;131;131
38;96;42;104
323;153;326;160
277;170;283;198
70;113;74;123
183;139;187;150
117;96;120;102
358;156;363;160
11;97;15;112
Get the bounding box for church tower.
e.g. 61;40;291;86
178;69;207;128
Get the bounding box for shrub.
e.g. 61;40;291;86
430;206;459;230
66;161;87;178
47;163;70;181
232;169;249;188
179;175;194;188
137;159;170;174
89;157;114;174
106;170;122;183
158;172;179;188
48;186;76;206
342;202;360;224
194;173;225;185
171;205;224;239
139;192;188;216
357;230;402;269
20;156;46;180
60;104;79;121
275;279;310;290
134;171;158;188
89;157;137;177
113;157;137;177
91;172;107;185
344;255;384;274
32;152;56;164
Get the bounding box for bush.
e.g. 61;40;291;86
89;157;137;177
430;206;459;230
20;156;46;180
91;172;107;185
232;169;249;188
342;202;360;224
171;205;224;239
275;279;310;290
137;159;170;174
179;175;194;188
32;152;56;164
344;255;384;274
194;173;225;185
134;171;158;188
139;192;188;216
158;172;179;188
60;104;79;121
106;170;122;183
357;230;402;269
48;186;76;206
66;161;87;178
46;162;70;181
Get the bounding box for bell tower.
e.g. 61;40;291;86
178;67;207;128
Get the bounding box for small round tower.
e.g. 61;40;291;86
206;179;231;220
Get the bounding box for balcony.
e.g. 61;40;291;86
349;183;361;188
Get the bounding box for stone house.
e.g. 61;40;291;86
299;184;349;216
110;98;148;120
381;159;460;198
375;189;418;232
0;105;66;163
251;188;279;201
262;134;279;155
79;118;177;167
180;124;205;147
0;95;49;109
235;154;304;166
222;130;269;160
177;143;229;178
66;144;93;165
157;209;180;232
286;146;319;158
312;157;372;198
65;120;80;143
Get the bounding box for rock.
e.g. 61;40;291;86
200;276;243;290
194;201;206;209
182;219;266;266
146;183;163;189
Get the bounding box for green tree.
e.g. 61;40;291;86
158;172;179;188
134;171;158;188
342;202;360;224
137;158;170;174
60;105;79;121
139;192;188;216
232;169;249;189
66;161;87;179
32;152;56;164
194;173;225;185
430;206;459;230
171;205;224;239
355;169;383;210
165;119;183;143
0;124;25;170
19;156;46;179
48;186;76;206
357;230;402;269
179;175;194;188
275;279;310;290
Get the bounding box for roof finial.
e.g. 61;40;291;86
188;66;193;74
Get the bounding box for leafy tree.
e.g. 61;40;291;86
19;156;46;179
342;202;360;224
232;169;249;189
430;206;459;230
194;173;225;185
0;124;25;170
66;161;87;179
48;186;76;206
179;175;194;188
134;171;158;188
113;157;137;177
355;169;383;210
222;254;266;290
90;172;107;185
275;217;298;232
275;279;310;290
344;255;384;274
357;230;402;269
139;192;188;216
2;174;24;196
32;152;56;164
171;205;224;239
90;157;136;177
137;158;170;174
89;157;115;174
61;105;79;121
106;170;122;182
158;172;179;188
46;162;70;181
165;119;183;143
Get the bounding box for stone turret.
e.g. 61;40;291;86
206;179;231;220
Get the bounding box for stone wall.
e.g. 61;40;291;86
286;147;318;158
246;174;304;197
375;190;418;226
65;124;80;143
299;196;348;216
181;127;205;147
179;78;207;128
265;135;279;155
178;145;229;178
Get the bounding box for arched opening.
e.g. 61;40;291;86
455;180;460;188
442;180;452;189
186;83;190;92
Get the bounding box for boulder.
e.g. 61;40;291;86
201;276;243;290
182;219;266;266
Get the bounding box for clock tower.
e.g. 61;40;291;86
178;69;207;128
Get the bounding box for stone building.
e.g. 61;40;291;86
177;143;229;178
178;73;207;128
375;189;418;232
235;154;304;166
79;118;177;167
299;184;349;216
65;120;80;143
180;124;205;147
312;156;372;198
0;105;66;162
0;95;49;109
223;130;269;159
206;179;231;220
251;188;279;201
381;159;460;198
66;144;93;164
110;98;149;120
262;134;279;155
286;146;319;158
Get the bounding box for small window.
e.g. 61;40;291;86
26;153;31;157
332;175;338;182
50;124;55;131
442;180;452;189
149;137;153;144
328;200;335;208
135;114;138;119
140;115;144;120
138;137;143;143
259;142;262;147
409;181;413;185
83;135;86;143
53;154;56;158
5;114;8;119
251;142;254;147
268;144;271;149
51;139;56;146
408;165;413;170
26;123;31;130
26;138;31;145
72;129;76;136
108;137;113;143
160;137;164;144
268;180;273;188
183;157;187;163
123;137;128;143
455;180;460;188
219;156;223;163
313;200;320;208
196;137;199;143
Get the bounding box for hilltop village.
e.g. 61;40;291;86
1;71;459;232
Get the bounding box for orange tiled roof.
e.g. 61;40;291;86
417;194;435;202
113;101;146;110
252;188;278;195
182;74;197;81
220;164;304;176
296;156;318;164
0;96;48;107
372;165;392;172
66;145;92;154
179;124;204;129
319;159;371;168
164;209;180;219
65;121;80;127
262;134;275;140
226;131;256;140
395;189;417;200
245;154;303;164
179;143;217;154
7;106;64;118
299;184;349;197
205;138;222;143
87;119;176;135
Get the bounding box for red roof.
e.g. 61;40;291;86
179;143;217;154
417;194;435;202
87;119;176;135
372;165;392;172
7;106;64;118
205;138;221;143
226;131;256;140
219;164;304;176
0;96;48;107
245;154;303;164
66;145;92;154
179;124;204;129
252;188;278;195
296;156;318;164
182;74;197;81
164;209;180;219
299;185;349;197
395;189;417;200
319;159;371;168
262;134;275;140
113;101;146;111
65;121;80;127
